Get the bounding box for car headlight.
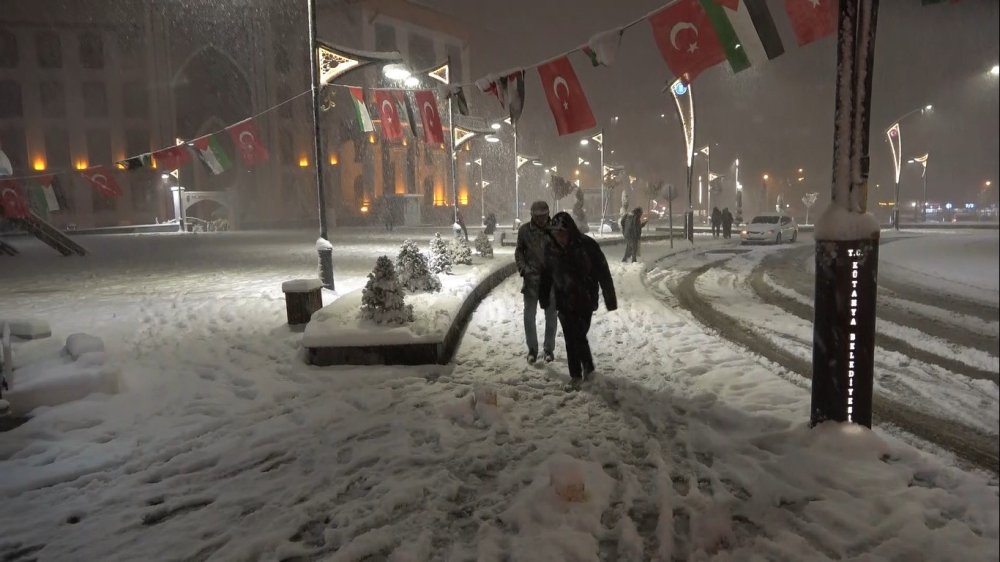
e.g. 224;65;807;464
740;230;747;235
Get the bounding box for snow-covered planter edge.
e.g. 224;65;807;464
304;258;517;366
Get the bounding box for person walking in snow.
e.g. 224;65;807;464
454;206;468;241
515;201;558;364
711;206;722;239
540;212;617;382
621;207;647;263
378;196;394;232
484;213;497;236
722;207;734;239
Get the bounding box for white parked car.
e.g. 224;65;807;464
740;213;798;244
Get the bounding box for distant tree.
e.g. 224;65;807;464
802;192;819;224
572;188;589;233
550;174;574;210
396;239;441;293
361;256;414;325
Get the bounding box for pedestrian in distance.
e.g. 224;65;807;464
454;206;468;241
515;201;558;364
711;206;722;239
378;196;394;232
484;212;497;236
622;207;648;263
540;212;618;383
722;207;734;239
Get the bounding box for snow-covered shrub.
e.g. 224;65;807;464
428;232;452;274
360;256;414;325
450;236;473;265
395;239;441;293
474;230;493;258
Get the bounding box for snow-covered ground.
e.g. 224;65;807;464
0;229;997;560
879;230;999;305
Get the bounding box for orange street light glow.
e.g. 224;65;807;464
32;156;46;171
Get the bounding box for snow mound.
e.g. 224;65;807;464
281;278;323;292
6;335;119;415
65;333;105;360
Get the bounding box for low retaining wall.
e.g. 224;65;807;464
306;261;518;366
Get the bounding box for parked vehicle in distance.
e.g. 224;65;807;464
740;213;798;244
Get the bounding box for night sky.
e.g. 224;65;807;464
426;0;999;209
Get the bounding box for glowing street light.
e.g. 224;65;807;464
667;77;695;243
990;64;999;77
579;138;590;146
886;104;932;230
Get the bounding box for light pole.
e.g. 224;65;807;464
886;104;932;230
696;145;711;222
467;158;487;224
907;153;928;222
668;78;695;243
310;17;402;289
761;173;769;215
734;157;742;224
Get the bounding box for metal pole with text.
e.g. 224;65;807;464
308;0;334;290
811;0;880;429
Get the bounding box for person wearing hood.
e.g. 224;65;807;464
622;207;647;263
539;212;617;381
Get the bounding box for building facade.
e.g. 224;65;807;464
0;0;473;230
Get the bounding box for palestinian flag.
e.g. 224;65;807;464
699;0;750;73
349;87;375;133
724;0;784;66
25;175;58;213
191;134;233;175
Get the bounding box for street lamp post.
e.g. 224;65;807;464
908;153;929;222
886;104;932;230
668;78;695;243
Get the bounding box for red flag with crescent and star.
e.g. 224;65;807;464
413;90;444;144
374;89;404;141
78;166;123;199
226;118;269;167
0;178;31;219
785;0;837;47
536;55;596;136
649;0;727;83
152;144;193;172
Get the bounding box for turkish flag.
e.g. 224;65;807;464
413;90;444;144
536;56;596;136
79;166;123;199
649;0;726;83
0;179;30;219
374;89;404;141
785;0;837;46
226;118;269;166
152;144;192;171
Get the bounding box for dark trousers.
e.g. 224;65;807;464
622;238;639;262
712;223;721;238
558;311;593;379
723;224;732;239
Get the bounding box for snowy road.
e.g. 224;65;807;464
650;232;999;474
1;232;997;560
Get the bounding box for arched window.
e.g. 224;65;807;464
0;28;17;68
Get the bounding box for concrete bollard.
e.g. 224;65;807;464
282;279;324;325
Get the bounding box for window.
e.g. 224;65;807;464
115;27;142;69
82;82;108;117
408;32;435;70
0;80;22;118
44;128;70;168
0;28;17;68
39;81;66;117
125;128;149;157
446;44;463;84
0;127;27;171
122;81;148;118
79;32;104;69
374;23;396;51
36;31;62;68
86;128;111;166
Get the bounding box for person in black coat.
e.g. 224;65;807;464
721;207;734;239
539;212;618;381
621;207;647;263
711;206;722;238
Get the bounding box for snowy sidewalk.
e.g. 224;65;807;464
0;239;996;560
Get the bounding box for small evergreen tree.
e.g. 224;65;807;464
573;187;589;233
396;239;441;293
474;230;494;258
428;232;452;274
450;236;473;265
361;256;414;325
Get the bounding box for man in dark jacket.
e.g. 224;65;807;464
711;206;722;238
721;207;734;239
540;212;617;381
622;207;647;263
454;206;468;240
515;201;557;364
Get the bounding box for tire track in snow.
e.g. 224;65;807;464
657;250;999;475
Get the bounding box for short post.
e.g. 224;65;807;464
282;279;324;325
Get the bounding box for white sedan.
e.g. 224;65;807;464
740;213;798;244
